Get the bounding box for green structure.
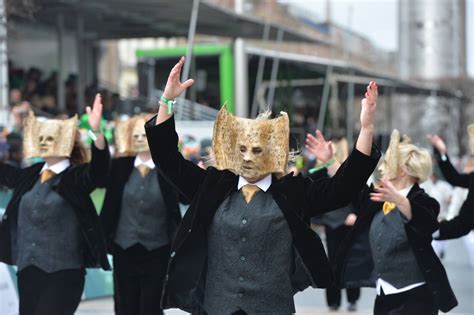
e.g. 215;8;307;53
137;44;235;113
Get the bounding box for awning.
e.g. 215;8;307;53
245;46;463;99
15;0;328;44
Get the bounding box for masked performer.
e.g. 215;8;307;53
316;130;458;315
144;57;380;315
100;114;181;315
0;95;110;315
309;137;360;312
427;126;474;239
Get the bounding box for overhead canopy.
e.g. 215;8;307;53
15;0;328;43
245;46;464;99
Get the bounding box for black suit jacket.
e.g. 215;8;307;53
145;116;380;313
434;149;474;239
99;156;182;253
0;143;111;270
334;184;458;313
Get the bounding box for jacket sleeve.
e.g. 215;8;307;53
437;178;474;240
434;149;471;188
405;190;440;237
305;144;380;216
145;115;206;204
0;162;25;189
77;140;111;193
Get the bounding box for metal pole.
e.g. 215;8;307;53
147;59;155;103
57;14;65;112
181;0;200;100
317;66;333;132
76;15;85;114
266;29;284;111
0;0;8;125
345;73;355;144
250;22;271;118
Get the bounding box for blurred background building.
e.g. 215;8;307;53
3;0;473;155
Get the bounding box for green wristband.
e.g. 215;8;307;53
160;96;176;115
309;158;336;174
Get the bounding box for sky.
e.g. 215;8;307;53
279;0;474;77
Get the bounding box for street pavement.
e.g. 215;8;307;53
77;237;474;314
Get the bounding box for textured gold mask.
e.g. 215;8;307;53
23;111;78;159
378;129;411;180
115;114;150;155
212;107;289;180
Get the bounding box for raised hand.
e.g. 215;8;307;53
360;81;378;129
162;57;194;100
306;130;333;163
86;93;102;131
427;134;447;155
370;176;403;204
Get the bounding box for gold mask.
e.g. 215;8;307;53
332;138;349;163
115;114;150;155
378;129;411;180
23;111;78;159
468;124;474;155
212;107;289;181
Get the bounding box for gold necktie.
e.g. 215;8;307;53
383;202;396;215
40;169;56;183
241;184;261;204
137;164;151;177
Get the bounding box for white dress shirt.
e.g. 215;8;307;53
134;155;156;169
375;184;426;296
40;159;70;175
237;174;272;192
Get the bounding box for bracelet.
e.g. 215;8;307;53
88;129;101;141
309;158;336;174
160;95;176;115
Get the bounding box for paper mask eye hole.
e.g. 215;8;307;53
252;147;262;155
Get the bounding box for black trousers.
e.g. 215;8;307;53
374;285;437;315
113;243;170;315
325;225;360;307
17;266;85;315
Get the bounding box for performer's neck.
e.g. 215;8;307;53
137;151;152;162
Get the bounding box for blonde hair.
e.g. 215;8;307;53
398;143;432;183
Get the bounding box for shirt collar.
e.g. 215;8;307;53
41;159;70;174
238;174;272;192
134;155;155;169
399;184;414;197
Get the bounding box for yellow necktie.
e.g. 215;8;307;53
383;202;396;215
137;164;151;177
40;169;56;183
241;184;261;204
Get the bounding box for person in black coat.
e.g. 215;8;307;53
0;94;110;315
144;57;380;315
309;130;458;314
308;138;361;312
100;114;182;315
428;134;474;239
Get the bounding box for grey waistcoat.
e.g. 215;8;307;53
204;190;295;315
16;177;84;272
369;209;425;289
114;168;170;251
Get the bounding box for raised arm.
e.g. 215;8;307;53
437;178;474;240
304;81;380;214
78;94;111;192
155;56;194;126
145;57;205;202
427;134;470;188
